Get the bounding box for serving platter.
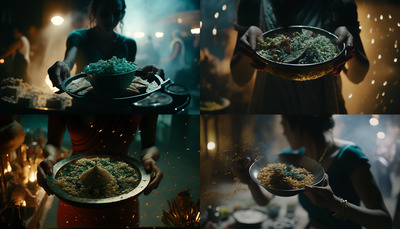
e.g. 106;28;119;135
254;25;346;81
249;153;325;196
61;73;167;102
46;152;150;208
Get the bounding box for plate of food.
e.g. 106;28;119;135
61;56;167;101
200;97;230;113
249;154;325;196
232;209;268;227
254;25;346;81
46;152;150;208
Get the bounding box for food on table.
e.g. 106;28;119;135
83;56;138;76
200;101;225;111
257;163;314;190
55;157;140;199
256;29;338;64
0;77;71;109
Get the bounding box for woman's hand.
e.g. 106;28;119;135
141;146;163;195
37;144;59;195
239;26;267;70
48;61;71;89
304;174;339;211
232;157;254;184
333;26;355;76
140;65;165;81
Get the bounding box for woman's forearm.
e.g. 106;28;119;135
247;181;272;206
328;195;392;229
230;53;256;86
345;49;369;84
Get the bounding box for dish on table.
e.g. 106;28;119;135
249;153;325;196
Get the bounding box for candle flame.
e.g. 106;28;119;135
22;200;26;207
29;172;36;182
6;162;11;172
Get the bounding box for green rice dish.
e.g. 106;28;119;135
256;30;338;64
83;56;138;75
56;157;140;199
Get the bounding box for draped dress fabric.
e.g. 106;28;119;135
247;0;361;113
57;115;143;228
281;144;368;229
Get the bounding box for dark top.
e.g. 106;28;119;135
66;28;137;73
281;144;368;229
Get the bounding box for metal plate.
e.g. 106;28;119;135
255;25;346;81
46;153;150;208
61;73;166;101
249;154;325;197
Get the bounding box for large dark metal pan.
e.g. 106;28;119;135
249;153;325;197
254;25;346;81
46;152;150;208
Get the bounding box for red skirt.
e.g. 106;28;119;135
57;198;140;228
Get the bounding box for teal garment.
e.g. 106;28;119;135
281;144;369;229
66;29;137;73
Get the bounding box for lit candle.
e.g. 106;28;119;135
27;171;37;191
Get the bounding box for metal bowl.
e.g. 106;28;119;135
255;25;346;81
249;153;325;197
232;209;267;227
86;62;139;93
46;152;150;208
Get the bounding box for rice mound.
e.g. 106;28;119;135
56;157;140;199
83;56;138;76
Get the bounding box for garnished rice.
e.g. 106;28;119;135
83;56;138;75
257;163;314;190
256;30;338;64
56;157;140;199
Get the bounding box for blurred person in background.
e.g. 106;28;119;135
234;115;391;229
0;25;30;81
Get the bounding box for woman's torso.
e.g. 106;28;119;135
282;144;368;228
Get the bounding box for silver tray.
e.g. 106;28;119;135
46;152;150;208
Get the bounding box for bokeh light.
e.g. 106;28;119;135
50;16;64;25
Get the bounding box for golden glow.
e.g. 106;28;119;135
51;16;64;25
0;59;4;64
207;142;216;150
191;27;200;34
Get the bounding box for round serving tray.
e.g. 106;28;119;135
249;153;325;197
61;73;166;101
46;152;150;208
254;25;346;81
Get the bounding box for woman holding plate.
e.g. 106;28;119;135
230;0;369;113
233;115;391;229
47;0;164;90
37;114;163;228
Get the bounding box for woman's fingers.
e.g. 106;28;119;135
143;159;163;195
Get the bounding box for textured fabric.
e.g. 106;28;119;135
66;115;141;155
243;0;362;113
57;198;139;228
66;29;137;73
281;144;368;229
